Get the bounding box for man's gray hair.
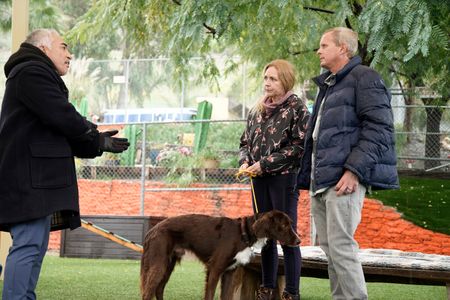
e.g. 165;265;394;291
325;27;359;58
25;29;59;49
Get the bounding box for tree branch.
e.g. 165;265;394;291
303;6;334;14
289;48;318;56
345;18;353;30
170;0;217;36
203;23;217;36
350;2;363;16
168;3;336;42
389;66;409;78
388;58;416;78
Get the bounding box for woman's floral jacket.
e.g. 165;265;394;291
239;94;310;176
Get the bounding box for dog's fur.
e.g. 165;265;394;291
140;210;300;300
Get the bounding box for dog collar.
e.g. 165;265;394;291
240;217;250;245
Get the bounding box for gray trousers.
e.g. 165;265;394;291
311;185;368;300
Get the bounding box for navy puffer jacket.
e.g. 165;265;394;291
297;56;399;191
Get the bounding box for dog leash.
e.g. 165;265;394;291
235;169;259;214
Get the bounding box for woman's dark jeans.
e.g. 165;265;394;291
252;173;301;295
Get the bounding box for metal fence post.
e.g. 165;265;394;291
140;123;147;216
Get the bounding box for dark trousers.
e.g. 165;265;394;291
252;173;302;295
2;215;51;300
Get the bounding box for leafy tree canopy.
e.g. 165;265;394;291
66;0;447;92
0;0;64;33
1;0;447;95
359;0;449;98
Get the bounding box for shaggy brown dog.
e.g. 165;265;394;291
140;210;300;300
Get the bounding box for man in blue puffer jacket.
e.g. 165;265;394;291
297;27;399;300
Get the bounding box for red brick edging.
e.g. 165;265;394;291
48;179;450;255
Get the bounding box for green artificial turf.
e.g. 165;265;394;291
0;255;447;299
370;176;450;235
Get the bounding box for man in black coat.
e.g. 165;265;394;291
0;28;129;299
297;27;399;300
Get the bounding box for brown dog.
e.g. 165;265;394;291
140;210;300;300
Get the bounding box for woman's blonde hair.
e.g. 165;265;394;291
252;59;296;114
324;27;358;58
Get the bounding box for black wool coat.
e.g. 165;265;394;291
0;43;102;231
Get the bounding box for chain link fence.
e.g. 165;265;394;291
393;105;450;172
75;104;450;209
0;58;448;196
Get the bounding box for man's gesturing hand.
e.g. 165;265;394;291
99;130;130;153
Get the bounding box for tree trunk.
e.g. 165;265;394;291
402;80;415;143
423;99;443;170
403;96;414;143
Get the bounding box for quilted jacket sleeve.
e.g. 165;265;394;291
344;69;396;182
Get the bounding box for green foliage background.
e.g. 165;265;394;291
371;176;450;235
61;0;449;99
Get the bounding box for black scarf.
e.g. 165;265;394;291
4;42;57;77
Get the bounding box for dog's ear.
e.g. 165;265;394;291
252;213;272;238
271;210;294;226
252;211;284;237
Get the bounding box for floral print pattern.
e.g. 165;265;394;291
239;94;310;175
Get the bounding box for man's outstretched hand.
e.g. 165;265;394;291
99;130;130;153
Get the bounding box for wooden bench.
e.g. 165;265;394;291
231;246;450;300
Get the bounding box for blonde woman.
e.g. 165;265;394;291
239;59;310;300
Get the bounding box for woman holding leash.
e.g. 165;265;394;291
239;59;310;300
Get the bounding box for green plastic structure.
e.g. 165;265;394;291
193;100;213;153
121;124;137;166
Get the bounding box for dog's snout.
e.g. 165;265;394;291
289;230;301;246
278;230;301;247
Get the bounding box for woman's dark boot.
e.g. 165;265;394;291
281;290;300;300
255;286;276;300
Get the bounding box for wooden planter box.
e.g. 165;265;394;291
60;215;165;260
